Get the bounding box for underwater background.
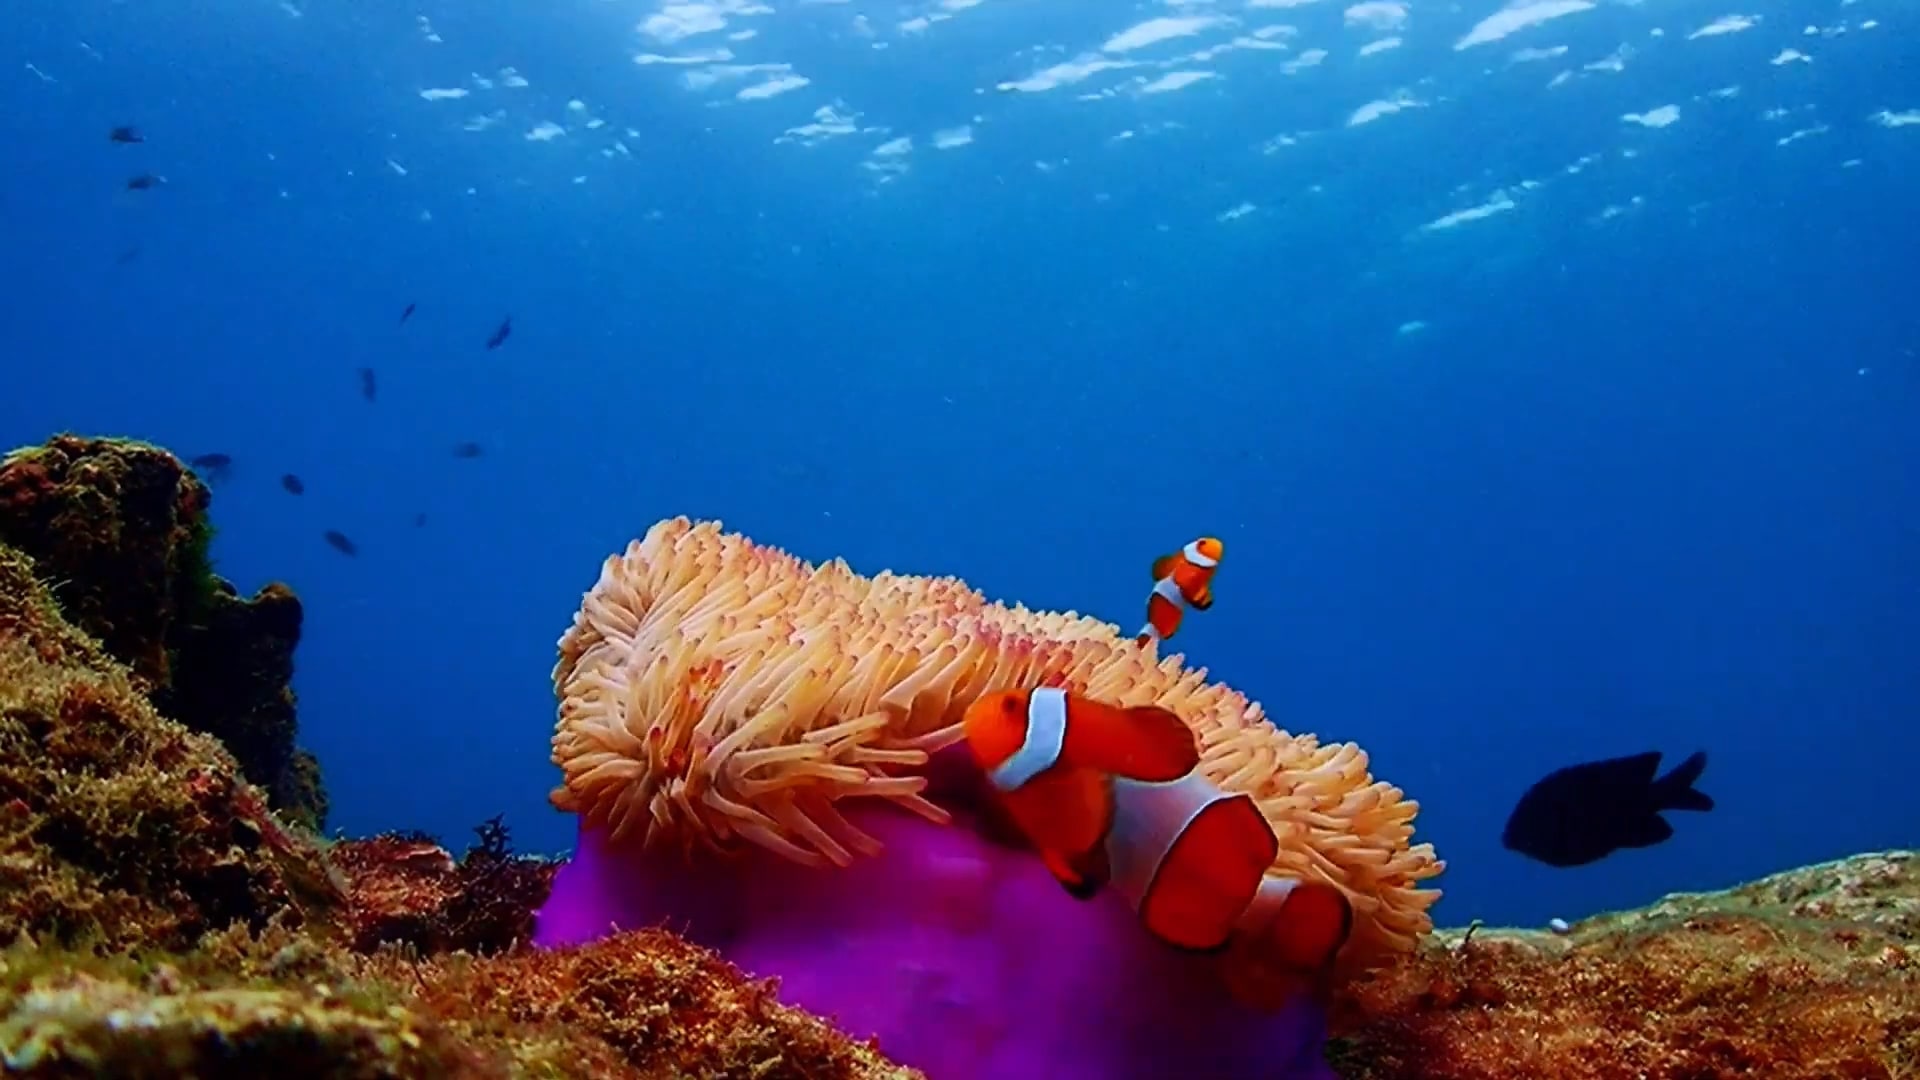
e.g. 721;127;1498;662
2;0;1915;940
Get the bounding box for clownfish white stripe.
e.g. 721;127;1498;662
1151;576;1187;606
1136;622;1163;642
1234;875;1303;935
1102;771;1231;913
989;686;1068;792
1181;540;1218;569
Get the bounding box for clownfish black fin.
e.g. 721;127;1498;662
1191;585;1214;611
1040;847;1108;901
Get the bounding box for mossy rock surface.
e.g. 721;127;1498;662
0;543;341;952
1329;851;1920;1079
0;434;326;830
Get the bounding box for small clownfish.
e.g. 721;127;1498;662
963;687;1354;989
1137;537;1223;647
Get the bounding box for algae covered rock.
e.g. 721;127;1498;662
0;434;327;830
0;923;917;1080
0;543;344;952
0;959;482;1079
331;817;560;957
1329;851;1920;1079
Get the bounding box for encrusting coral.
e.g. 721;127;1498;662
549;515;1445;978
1328;850;1920;1079
0;434;326;830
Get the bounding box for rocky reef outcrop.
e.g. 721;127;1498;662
0;435;326;830
0;543;343;954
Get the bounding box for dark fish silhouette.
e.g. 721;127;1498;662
108;125;144;144
400;302;416;324
412;512;427;527
280;473;305;495
484;316;512;350
125;173;165;190
322;530;358;557
1503;750;1712;868
357;367;377;402
451;441;483;459
188;452;233;484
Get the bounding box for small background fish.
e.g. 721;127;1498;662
188;453;233;485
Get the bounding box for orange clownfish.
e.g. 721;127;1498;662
962;687;1353;988
1137;537;1223;647
962;686;1201;897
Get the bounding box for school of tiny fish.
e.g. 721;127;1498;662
116;124;504;560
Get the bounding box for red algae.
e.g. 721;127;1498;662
331;823;560;956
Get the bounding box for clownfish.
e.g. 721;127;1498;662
963;686;1200;896
1137;537;1223;647
962;687;1353;992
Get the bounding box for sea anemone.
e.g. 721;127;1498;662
542;518;1443;1077
549;517;1442;974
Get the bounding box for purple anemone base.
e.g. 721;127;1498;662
534;800;1338;1080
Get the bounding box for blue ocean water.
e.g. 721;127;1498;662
2;0;1914;933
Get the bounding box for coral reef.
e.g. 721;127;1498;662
1328;850;1920;1080
0;434;327;830
3;442;1914;1079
